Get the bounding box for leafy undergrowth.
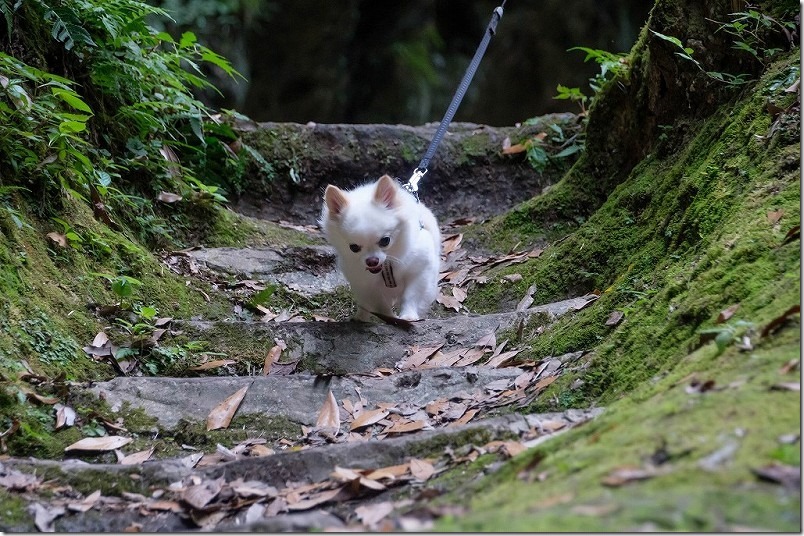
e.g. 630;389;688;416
432;51;801;531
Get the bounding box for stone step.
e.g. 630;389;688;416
177;296;591;375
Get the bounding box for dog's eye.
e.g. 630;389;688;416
378;236;390;247
349;244;361;253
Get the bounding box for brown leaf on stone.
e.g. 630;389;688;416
385;419;426;435
533;375;559;390
263;345;282;375
516;284;537;311
285;485;345;511
187;359;236;372
46;232;68;248
398;343;444;369
206;384;250;431
474;331;497;349
601;466;658;487
448;408;479;427
437;293;462;312
183;477;224;510
716;303;740;324
91;331;109;347
119;446;154;466
767;209;784;225
452;286;468;303
752;463;801;488
605;310;624;326
30;503;66;532
67;490;102;513
441;233;463;255
409;458;435;481
350;408;389;431
355;500;395;529
574;292;600;310
0;467;40;491
486;349;523;368
65;435;133;452
315;390;341;433
365;463;411;481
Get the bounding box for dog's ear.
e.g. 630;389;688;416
324;185;348;216
373;174;398;208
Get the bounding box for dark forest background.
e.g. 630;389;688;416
151;0;651;126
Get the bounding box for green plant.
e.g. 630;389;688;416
709;8;798;66
698;319;756;356
650;30;752;86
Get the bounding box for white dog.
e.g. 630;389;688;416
320;175;441;321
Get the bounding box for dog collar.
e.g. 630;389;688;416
381;260;397;288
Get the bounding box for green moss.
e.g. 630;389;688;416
0;489;33;531
433;48;801;532
170;413;301;449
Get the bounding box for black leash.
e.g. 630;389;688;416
405;0;506;198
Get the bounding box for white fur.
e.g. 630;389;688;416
320;175;441;321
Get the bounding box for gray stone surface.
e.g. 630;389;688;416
91;367;527;429
189;245;347;296
179;296;590;375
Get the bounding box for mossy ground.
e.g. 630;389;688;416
0;194;305;456
432;52;800;532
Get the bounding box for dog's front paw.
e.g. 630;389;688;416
398;311;422;322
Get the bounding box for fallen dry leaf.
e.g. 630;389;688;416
91;331;109;347
716;303;740;324
355;500;395;528
315;390;341;433
442;233;463;255
183;477;224;510
46;232;68;248
157;191;182;203
263;345;282;375
409;458;435;481
206;384;250;431
761;304;800;338
781;224;800;245
385;420;426;434
65;435;133;452
350;408;389;431
286;485;345;511
752;463;800;488
187;359;236;372
779;358;799;374
770;382;800;392
29;503;66;532
601;466;658;487
119;446;154;466
767;209;784;225
605;310;624;326
516;284;537;312
437;293;462;312
53;404;77;430
67;490;101;513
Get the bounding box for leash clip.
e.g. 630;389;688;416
405;167;427;194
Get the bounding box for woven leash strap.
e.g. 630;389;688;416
405;1;506;198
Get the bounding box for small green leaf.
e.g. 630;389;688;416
179;31;197;48
51;87;93;114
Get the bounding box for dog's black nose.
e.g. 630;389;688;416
365;256;380;267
